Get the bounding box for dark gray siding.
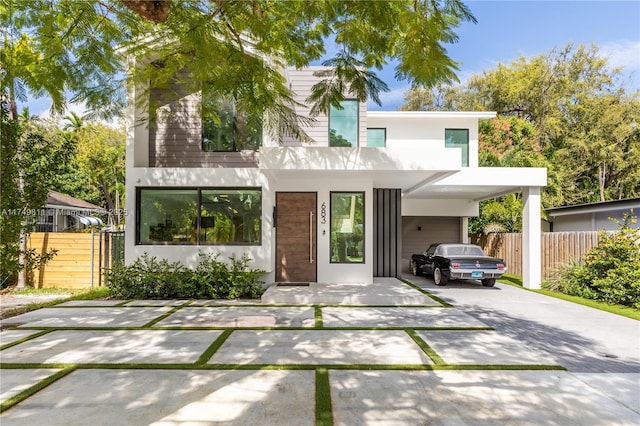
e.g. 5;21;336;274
373;189;402;278
149;74;258;168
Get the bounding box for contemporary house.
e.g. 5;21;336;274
125;67;547;289
546;198;639;232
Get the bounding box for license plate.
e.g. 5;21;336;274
471;271;483;278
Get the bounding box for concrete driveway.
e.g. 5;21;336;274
1;278;638;425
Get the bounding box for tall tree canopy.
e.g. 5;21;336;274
402;43;640;212
2;0;476;127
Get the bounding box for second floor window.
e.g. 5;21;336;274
202;92;262;152
445;128;469;167
329;100;358;147
366;128;386;147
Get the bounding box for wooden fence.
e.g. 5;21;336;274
27;232;123;289
472;231;603;281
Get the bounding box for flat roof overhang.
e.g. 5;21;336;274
260;147;547;201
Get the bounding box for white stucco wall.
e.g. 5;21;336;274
401;198;479;217
124;168;275;274
273;177;374;284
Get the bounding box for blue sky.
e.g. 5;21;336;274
371;0;640;109
28;0;640;117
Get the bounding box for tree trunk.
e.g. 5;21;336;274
8;79;27;289
598;163;606;202
122;1;172;23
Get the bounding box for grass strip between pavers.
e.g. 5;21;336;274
316;368;334;426
141;306;185;328
0;366;76;413
315;306;323;328
406;329;447;365
400;279;454;307
7;325;495;333
195;329;233;365
0;362;567;371
0;330;53;351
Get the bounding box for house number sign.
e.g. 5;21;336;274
320;202;327;224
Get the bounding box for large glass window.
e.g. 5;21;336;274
366;128;386;147
329;100;358;147
330;192;364;263
202;92;262;152
138;188;261;245
445;129;469;167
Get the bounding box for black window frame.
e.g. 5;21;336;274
444;128;470;167
136;187;262;246
330;191;365;264
329;99;359;147
366;127;386;147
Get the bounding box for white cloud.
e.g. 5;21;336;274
367;85;410;111
600;40;640;72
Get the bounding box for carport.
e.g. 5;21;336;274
398;167;547;289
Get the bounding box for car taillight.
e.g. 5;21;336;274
451;263;460;269
497;263;505;270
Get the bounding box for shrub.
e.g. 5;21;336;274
545;213;640;308
104;252;265;299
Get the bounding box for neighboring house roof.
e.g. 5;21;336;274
546;198;640;217
46;190;107;213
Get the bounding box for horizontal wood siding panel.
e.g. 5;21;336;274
284;68;329;146
149;71;259;168
472;231;604;280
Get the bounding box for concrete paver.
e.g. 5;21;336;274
417;330;555;365
1;277;639;425
0;307;171;328
209;330;433;365
122;300;191;307
0;329;43;346
330;370;640;425
56;300;124;307
0;330;221;364
0;369;315;426
322;306;488;328
406;274;640;373
261;278;437;305
154;306;316;328
0;369;61;402
572;373;640;413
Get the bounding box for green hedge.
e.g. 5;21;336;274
545;213;640;308
104;253;265;299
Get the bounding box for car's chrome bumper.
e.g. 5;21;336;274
449;269;506;279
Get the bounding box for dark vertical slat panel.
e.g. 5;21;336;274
373;189;379;276
378;189;385;276
389;189;396;276
395;189;402;278
373;188;401;278
382;189;387;277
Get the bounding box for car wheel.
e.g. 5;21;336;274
411;261;421;276
434;267;448;286
482;278;496;287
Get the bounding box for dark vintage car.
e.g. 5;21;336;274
410;243;506;287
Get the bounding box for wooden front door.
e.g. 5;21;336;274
276;192;317;282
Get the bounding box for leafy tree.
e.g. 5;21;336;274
0;103;73;286
3;0;476;124
403;43;640;234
